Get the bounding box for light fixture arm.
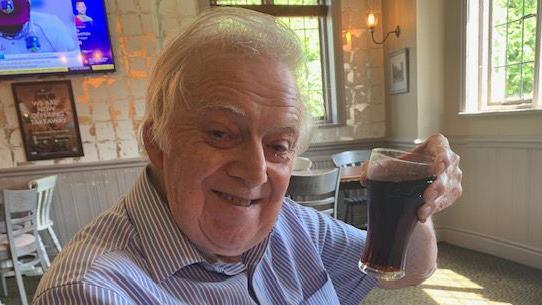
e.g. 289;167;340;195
370;25;400;45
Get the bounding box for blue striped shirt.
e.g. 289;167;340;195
33;167;377;305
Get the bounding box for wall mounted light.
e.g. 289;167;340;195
367;12;400;45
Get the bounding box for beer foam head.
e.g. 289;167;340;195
367;148;433;182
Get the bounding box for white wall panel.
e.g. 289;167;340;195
435;136;542;270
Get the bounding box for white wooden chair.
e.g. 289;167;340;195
28;175;61;267
1;189;48;305
287;168;340;217
293;156;313;171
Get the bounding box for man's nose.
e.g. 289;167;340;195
226;142;268;188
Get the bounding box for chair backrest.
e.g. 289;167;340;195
293;157;313;171
28;175;58;230
287;168;340;217
2;189;40;253
331;150;371;168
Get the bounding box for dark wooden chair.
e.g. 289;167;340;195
287;168;340;217
331;150;371;228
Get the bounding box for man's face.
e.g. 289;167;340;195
76;2;86;14
148;55;302;259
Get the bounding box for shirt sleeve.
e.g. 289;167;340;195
291;202;378;305
32;284;134;305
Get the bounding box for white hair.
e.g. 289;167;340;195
143;7;313;154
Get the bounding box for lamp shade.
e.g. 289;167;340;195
367;12;377;30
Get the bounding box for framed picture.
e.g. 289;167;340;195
11;80;84;161
389;48;409;94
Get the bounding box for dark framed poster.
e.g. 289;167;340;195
11;80;84;161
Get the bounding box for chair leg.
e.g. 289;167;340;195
47;226;63;254
13;264;29;305
0;273;7;297
37;233;51;268
344;201;351;224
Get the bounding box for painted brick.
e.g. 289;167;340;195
108;79;131;100
178;0;198;16
79;124;96;143
116;120;135;140
8;129;22;146
82;143;99;161
129;79;148;99
112;99;131;120
4;106;19;129
134;98;146;119
93;102;111;122
141;14;158;35
120;14;143;36
118;139;140;158
0;149;13;168
97;141;118;160
95;122;115;141
12;147;26;166
0;129;9;148
158;0;178;16
117;0;139;14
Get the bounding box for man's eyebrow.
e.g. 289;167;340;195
197;104;246;117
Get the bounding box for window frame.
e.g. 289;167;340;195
208;0;345;125
461;0;542;114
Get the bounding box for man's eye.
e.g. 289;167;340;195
209;130;228;140
271;144;288;153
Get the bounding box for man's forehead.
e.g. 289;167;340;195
194;103;302;132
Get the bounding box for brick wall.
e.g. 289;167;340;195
0;0;385;169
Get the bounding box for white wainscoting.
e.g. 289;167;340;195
0;158;147;248
434;136;542;270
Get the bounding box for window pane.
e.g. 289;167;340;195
492;66;506;102
523;15;537;62
279;17;325;119
524;0;537;15
507;0;523;22
506;63;522;99
492;0;508;26
273;0;320;4
492;24;507;67
506;20;522;65
522;62;534;99
215;0;262;4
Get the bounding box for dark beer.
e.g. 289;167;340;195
360;177;434;276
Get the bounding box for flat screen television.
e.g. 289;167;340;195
0;0;115;77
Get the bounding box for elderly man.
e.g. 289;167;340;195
33;7;462;305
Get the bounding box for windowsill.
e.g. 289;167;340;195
315;122;346;128
458;108;542;117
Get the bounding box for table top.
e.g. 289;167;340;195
339;166;363;182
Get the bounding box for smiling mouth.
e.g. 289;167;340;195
213;190;254;207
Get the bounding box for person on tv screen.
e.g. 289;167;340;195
0;0;76;53
74;0;93;26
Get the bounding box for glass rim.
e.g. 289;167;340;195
371;148;433;166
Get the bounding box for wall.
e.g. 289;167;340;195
313;0;387;143
438;0;542;269
0;0;389;242
0;0;388;170
382;0;418;142
383;0;542;269
0;0;201;169
442;1;542;138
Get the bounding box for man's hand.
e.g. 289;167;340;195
360;134;463;221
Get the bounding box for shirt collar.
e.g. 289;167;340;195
124;166;271;282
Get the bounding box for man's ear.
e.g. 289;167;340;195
142;122;164;170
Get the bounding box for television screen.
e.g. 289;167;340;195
0;0;115;76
